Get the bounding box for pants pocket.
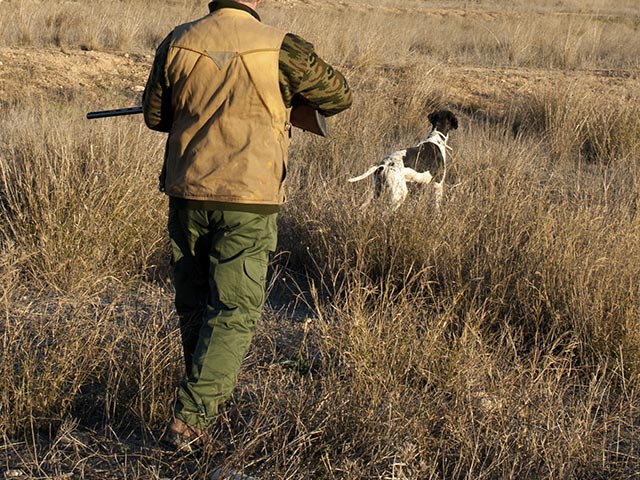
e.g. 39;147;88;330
241;255;268;310
215;253;268;313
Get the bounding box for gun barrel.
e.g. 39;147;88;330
86;104;328;136
86;106;143;120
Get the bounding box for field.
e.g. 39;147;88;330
1;0;640;478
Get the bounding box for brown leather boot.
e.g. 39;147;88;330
164;418;209;452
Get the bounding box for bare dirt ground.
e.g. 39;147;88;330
0;47;151;108
1;45;638;121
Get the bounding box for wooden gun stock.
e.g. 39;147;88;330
289;103;328;137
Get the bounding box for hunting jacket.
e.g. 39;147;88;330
143;0;352;213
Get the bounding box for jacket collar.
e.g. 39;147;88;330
208;0;261;21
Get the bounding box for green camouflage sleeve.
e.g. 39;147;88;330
279;33;352;117
142;32;173;132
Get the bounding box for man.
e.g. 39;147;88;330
142;0;352;450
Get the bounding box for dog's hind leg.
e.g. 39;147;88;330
349;165;387;209
359;190;374;209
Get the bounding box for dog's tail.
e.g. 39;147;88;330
348;165;381;183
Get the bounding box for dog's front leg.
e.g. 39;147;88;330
434;182;444;213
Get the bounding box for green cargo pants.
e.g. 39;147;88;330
168;206;277;430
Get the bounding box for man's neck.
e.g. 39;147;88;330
208;0;261;21
236;0;257;11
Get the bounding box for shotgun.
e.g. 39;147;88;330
86;106;143;119
86;103;328;137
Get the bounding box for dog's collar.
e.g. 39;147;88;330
419;129;452;160
425;129;451;147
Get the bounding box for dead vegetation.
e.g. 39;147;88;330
1;0;639;478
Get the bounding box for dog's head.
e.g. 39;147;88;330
428;110;458;136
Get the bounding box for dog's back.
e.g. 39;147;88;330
402;142;445;184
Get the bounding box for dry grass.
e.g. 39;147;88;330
1;0;640;478
2;0;640;70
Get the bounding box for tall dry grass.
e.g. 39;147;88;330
0;104;166;293
2;0;640;70
1;0;639;478
271;4;640;71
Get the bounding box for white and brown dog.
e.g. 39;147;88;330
349;109;458;210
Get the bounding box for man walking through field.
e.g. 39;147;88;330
142;0;352;450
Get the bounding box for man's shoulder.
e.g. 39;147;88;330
280;33;315;62
171;10;286;50
170;15;208;42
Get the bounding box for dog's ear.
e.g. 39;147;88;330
428;111;437;126
449;112;459;130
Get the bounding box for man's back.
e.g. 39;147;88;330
147;7;290;205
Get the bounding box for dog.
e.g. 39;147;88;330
348;109;458;211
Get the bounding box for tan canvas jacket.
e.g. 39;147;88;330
143;7;289;207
